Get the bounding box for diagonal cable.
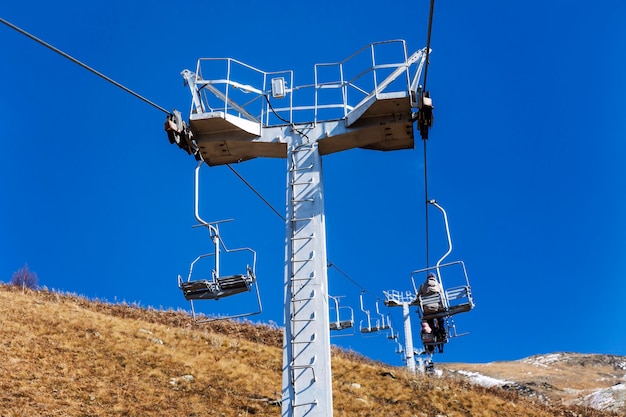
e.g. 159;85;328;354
1;15;381;300
226;164;285;221
0;18;170;115
226;163;376;294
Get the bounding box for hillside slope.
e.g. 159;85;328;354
441;353;626;413
0;284;618;417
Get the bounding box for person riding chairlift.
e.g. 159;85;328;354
421;321;435;354
418;272;447;352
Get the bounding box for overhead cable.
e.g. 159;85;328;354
327;262;373;294
226;163;375;294
421;0;436;269
226;164;285;221
0;17;170;115
422;0;436;93
1;16;376;301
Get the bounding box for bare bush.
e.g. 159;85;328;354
11;263;38;290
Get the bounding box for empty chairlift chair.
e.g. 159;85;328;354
178;240;256;301
177;161;262;322
359;294;390;334
328;295;354;332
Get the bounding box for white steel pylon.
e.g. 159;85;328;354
384;290;420;373
283;135;332;415
168;40;429;417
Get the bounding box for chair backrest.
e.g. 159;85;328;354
419;292;443;313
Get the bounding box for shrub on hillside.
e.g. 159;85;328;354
11;263;38;290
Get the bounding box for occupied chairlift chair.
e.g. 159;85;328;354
177;161;262;322
413;200;475;341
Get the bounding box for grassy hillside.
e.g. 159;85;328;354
0;284;618;417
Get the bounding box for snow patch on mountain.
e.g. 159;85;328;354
454;370;511;388
521;353;563;368
572;383;626;412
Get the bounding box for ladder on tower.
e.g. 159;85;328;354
287;142;321;411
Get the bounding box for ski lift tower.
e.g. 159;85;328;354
167;40;429;417
383;290;421;373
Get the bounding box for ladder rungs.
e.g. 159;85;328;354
292;401;317;408
291;289;315;302
290;164;314;172
290;312;316;320
290;179;313;186
290;317;316;322
291;296;315;302
291;218;314;223
291;145;315;152
291;234;315;241
291;259;313;264
289;362;317;383
290;276;314;282
290;335;316;344
291;251;314;262
289;359;316;369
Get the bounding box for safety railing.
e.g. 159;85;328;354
186;40;415;126
410;260;474;316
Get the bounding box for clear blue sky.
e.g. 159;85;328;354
2;1;625;366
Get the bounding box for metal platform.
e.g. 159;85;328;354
174;40;428;166
188;111;286;165
318;92;414;154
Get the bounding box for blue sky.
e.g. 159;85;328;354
2;1;625;367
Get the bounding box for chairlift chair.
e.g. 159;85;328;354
411;201;474;351
394;340;404;355
375;302;391;331
359;293;387;334
413;262;474;322
387;325;399;340
177;232;258;301
328;295;355;332
413;200;474;324
359;318;381;334
177;161;262;322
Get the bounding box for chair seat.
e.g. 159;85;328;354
330;320;354;331
180;274;252;300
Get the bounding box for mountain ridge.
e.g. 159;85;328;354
441;352;626;413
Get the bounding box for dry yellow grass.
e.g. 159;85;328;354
0;284;617;417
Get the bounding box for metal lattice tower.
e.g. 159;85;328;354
168;40;429;417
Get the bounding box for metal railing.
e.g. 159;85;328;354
186;40;416;126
